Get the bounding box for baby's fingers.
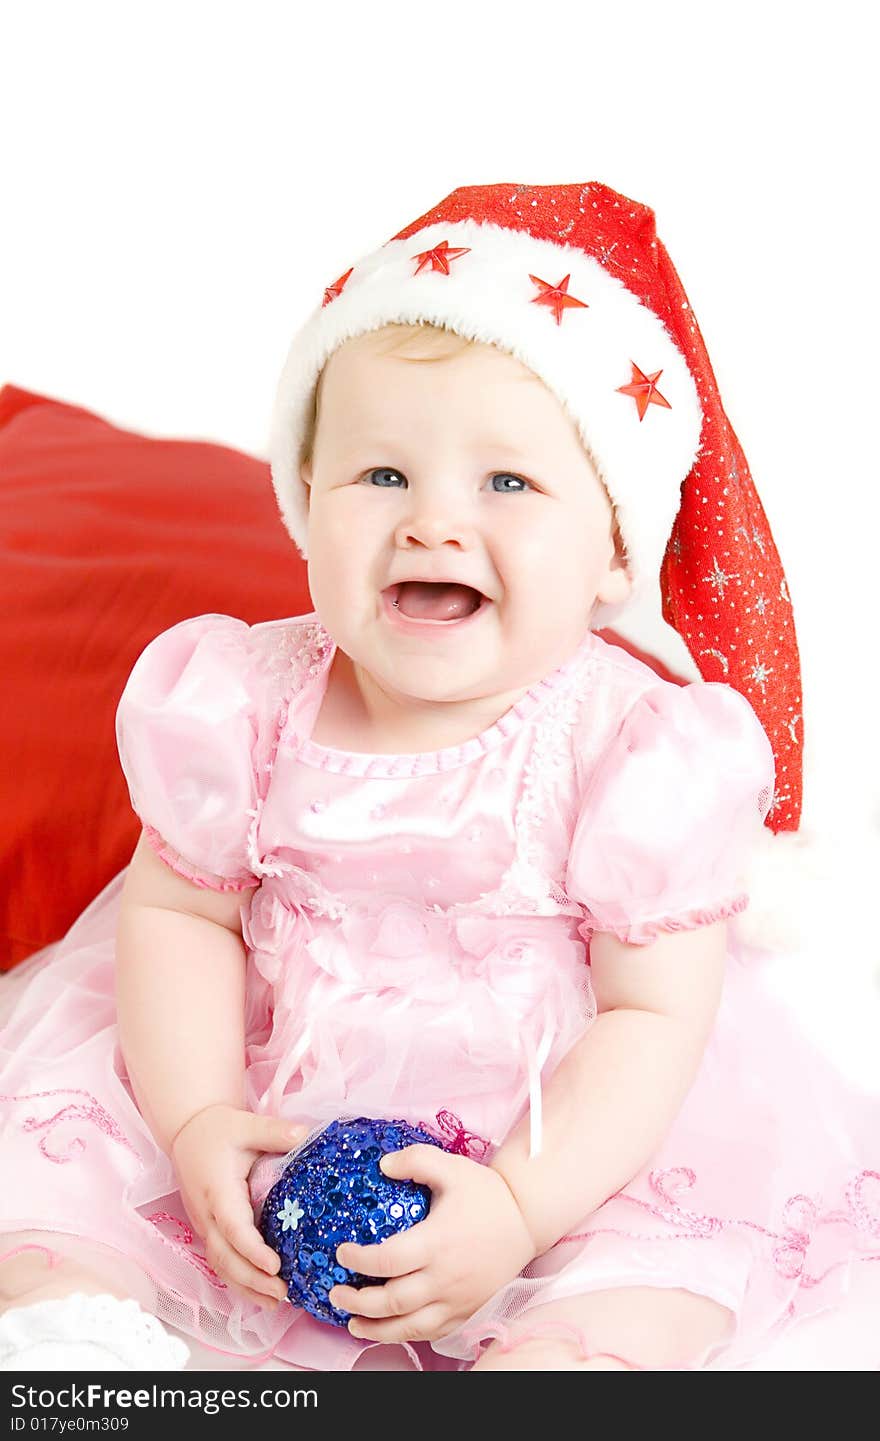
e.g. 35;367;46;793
210;1188;286;1297
336;1225;429;1280
221;1178;284;1276
207;1226;287;1307
329;1273;428;1320
241;1113;311;1155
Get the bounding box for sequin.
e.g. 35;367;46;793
276;1196;305;1232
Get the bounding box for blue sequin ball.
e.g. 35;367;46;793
259;1116;446;1326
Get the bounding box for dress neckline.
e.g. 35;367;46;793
287;619;596;777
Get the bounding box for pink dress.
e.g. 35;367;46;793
1;610;878;1371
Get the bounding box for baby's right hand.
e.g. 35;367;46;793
170;1104;309;1311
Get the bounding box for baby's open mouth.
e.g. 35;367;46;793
384;581;487;622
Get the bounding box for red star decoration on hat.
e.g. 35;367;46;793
616;362;672;421
322;268;354;307
411;239;472;275
529;273;589;325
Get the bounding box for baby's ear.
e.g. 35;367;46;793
596;564;632;607
597;520;633;605
300;459;312;501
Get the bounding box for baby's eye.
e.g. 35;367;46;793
362;468;406;487
490;473;530;493
360;468;532;492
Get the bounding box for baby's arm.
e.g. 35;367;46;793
490;921;727;1255
115;830;255;1152
115;832;305;1308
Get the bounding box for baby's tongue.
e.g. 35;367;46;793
395;581;481;621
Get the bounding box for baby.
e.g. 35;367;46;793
1;181;876;1373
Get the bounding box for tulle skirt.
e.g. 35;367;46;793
1;868;879;1371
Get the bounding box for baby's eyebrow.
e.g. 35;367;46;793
471;439;531;458
337;436;533;462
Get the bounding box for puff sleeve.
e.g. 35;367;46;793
567;681;775;945
115;614;267;892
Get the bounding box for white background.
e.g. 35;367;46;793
2;2;878;1067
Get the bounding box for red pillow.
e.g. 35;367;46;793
0;383;684;970
0;385;311;969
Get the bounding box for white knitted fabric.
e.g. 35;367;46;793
0;1292;190;1371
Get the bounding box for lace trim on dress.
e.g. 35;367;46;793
243;620;335;882
0;1292;190;1370
142;824;257;894
576;894;751;947
262;619;336;687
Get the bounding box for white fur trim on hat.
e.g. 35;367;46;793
269;218;703;598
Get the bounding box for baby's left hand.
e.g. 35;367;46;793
328;1145;536;1344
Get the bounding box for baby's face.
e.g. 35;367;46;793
301;333;630;707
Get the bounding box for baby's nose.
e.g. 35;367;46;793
394;508;475;550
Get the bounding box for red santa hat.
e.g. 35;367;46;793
269;182;811;948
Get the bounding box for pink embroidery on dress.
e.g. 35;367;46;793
0;1242;64;1271
761;1194;819;1281
846;1170;880;1240
556;1164;880;1289
146;1211;228;1290
2;1089;142;1166
637;1166;723;1237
